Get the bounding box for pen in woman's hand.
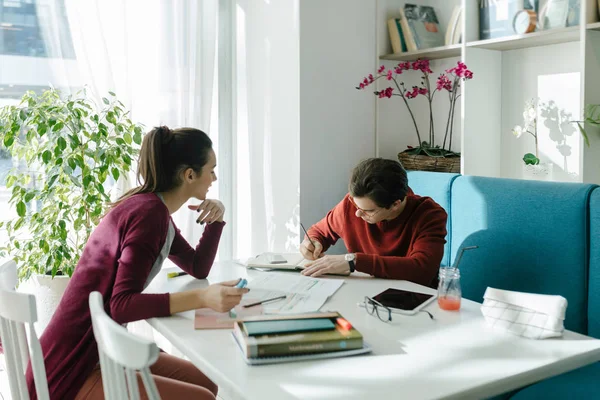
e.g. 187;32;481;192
242;295;287;308
300;223;316;248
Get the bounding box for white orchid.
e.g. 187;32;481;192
512;125;523;138
512;98;541;165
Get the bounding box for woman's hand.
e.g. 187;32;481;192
188;199;225;224
198;279;249;312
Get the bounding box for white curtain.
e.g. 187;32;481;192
64;0;218;245
62;0;218;352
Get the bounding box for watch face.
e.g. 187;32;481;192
345;253;354;261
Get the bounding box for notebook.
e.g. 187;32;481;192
238;253;308;271
243;318;336;336
231;332;373;365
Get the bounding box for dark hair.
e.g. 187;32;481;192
348;158;408;208
112;126;213;207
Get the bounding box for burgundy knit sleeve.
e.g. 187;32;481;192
110;204;171;324
168;221;225;279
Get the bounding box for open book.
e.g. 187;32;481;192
238;253;309;271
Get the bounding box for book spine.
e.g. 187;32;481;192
250;338;363;358
395;19;407;52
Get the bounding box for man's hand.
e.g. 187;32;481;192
300;238;324;260
301;255;349;277
188;199;225;224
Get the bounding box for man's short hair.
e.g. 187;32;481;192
348;158;409;208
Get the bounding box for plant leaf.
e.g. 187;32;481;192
16;201;26;217
523;153;540;165
576;122;590;147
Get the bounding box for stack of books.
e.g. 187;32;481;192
231;312;371;365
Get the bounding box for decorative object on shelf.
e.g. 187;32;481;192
399;4;444;52
538;0;569;30
0;88;142;282
513;9;537;33
480;0;532;40
512;98;553;181
357;60;474;173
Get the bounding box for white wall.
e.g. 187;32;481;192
501;42;582;182
299;0;377;254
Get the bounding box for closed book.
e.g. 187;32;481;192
233;319;363;358
243;318;336;336
387;18;407;53
402;4;444;50
398;8;418;52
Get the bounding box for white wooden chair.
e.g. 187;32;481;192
89;291;161;400
0;259;49;400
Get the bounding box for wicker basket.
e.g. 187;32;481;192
398;152;460;173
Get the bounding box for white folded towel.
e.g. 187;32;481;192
480;287;567;339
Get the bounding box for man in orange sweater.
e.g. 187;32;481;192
301;158;447;288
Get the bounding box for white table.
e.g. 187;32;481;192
144;262;600;400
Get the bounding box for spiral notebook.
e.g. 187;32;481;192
231;332;372;365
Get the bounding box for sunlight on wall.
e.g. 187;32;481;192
236;5;251;259
537;72;581;182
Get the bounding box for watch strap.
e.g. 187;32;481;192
348;258;355;273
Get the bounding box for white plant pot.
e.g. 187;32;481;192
522;162;553;182
18;274;70;336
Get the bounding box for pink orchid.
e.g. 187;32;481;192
356;60;473;153
377;87;394;98
436;75;452;91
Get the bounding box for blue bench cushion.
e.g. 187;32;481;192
589;189;600;338
407;171;459;267
449;176;596;334
510;362;600;399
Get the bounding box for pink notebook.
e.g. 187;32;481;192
194;301;264;329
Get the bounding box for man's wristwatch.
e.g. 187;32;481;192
344;253;356;273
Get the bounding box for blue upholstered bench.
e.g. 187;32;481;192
407;171;600;399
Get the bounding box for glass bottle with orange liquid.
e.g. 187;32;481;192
438;267;462;310
437;245;478;311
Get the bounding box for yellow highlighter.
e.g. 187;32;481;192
167;272;188;279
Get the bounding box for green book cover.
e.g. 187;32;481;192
234;321;363;358
395;18;408;52
243;318;336;336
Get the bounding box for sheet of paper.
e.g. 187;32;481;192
194;300;264;329
243;289;330;314
247;272;344;298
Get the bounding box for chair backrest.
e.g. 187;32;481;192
0;260;49;400
88;291;161;400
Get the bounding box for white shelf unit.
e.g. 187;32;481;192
376;0;600;184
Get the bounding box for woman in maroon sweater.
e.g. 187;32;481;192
26;126;247;400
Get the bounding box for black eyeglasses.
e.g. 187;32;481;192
364;296;392;323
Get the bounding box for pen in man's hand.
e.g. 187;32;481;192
167;271;188;279
242;295;287;308
300;222;316;248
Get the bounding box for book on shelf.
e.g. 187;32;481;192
232;312;364;358
399;4;444;51
446;5;463;45
388;18;407;53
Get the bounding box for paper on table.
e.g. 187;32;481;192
194;300;264;329
243;272;344;314
247;272;344;298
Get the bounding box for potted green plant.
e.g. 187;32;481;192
357;60;473;172
0;88;142;332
